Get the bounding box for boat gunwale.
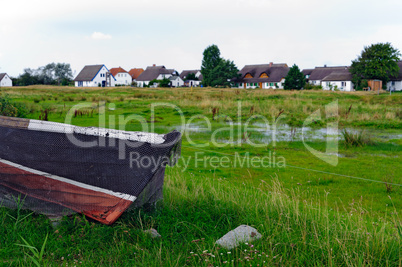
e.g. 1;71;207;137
0;115;167;145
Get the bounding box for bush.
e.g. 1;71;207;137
0;95;28;117
304;83;322;90
149;78;171;88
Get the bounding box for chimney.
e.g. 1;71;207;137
269;62;273;67
324;64;327;68
153;64;156;67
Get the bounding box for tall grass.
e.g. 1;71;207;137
1;169;400;266
2;86;401;128
342;129;374;148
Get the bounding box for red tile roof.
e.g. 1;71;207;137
109;67;128;77
128;68;145;79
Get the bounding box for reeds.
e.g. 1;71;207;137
342;129;374;147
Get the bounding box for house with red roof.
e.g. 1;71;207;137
109;67;132;86
128;68;144;81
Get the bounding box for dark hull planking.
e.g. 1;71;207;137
0;116;181;225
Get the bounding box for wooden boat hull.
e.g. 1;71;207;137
0;116;181;225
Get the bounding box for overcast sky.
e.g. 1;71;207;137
1;0;401;77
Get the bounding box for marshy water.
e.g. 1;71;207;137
170;122;402;143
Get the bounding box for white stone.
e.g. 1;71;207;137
144;228;161;239
215;225;262;250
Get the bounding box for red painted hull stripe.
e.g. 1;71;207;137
0;160;134;225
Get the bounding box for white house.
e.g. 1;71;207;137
232;63;289;89
387;61;402;91
110;67;132;86
305;66;349;86
321;69;354;91
0;73;13;87
136;65;178;87
180;70;203;87
169;76;184;87
74;65;116;87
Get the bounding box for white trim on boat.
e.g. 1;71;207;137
0;158;137;202
27;119;165;144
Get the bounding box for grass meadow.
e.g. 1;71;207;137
0;86;401;266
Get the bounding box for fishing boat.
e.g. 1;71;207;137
0;115;181;225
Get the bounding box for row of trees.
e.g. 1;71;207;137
12;63;73;86
200;42;401;90
7;43;400;89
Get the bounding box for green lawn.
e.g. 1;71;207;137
0;86;401;266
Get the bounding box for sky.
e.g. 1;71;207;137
1;0;402;77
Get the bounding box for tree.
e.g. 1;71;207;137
14;63;73;86
185;73;198;81
201;44;240;87
350;43;401;90
284;64;305;90
15;68;40;86
211;59;240;87
54;63;73;85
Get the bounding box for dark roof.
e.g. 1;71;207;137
302;69;314;75
389;61;402;81
136;65;176;81
128;68;144;79
74;65;104;81
109;67;128;77
180;70;200;79
308;66;349;81
169;76;182;81
163;69;176;75
322;69;352;81
0;73;7;81
237;63;289;83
